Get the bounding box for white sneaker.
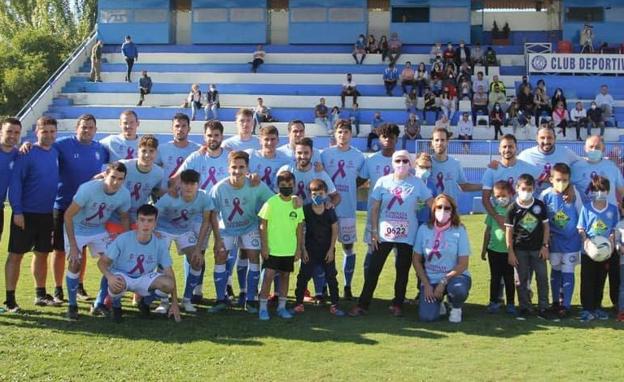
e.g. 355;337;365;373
154;301;169;314
182;299;197;313
449;308;462;323
439;302;447;316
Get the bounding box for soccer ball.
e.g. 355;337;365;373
584;236;612;262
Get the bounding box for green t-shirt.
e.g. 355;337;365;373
485;205;508;252
257;194;304;257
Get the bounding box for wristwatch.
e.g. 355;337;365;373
542;243;550;248
439;276;448;286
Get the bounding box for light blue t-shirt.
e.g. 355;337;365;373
430;156;467;202
481;159;541;192
277;164;336;205
540;187;583;253
178;149;229;193
414;225;471;284
360;152;393;235
71;179;131;236
156;141;200;188
371;174;432;245
571;158;624;206
110;159;164;224
210;178;274;236
517;145;579;193
99;134;139;162
246;149;291;191
276;144;322;165
155;190;214;235
577;202;620;238
105;231;172;277
222;135;261;151
321;146;365;219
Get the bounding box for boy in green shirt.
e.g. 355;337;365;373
481;180;516;315
257;170;304;320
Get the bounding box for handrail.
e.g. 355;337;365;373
16;29;97;125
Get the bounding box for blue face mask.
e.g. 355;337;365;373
312;195;327;206
587;150;603;162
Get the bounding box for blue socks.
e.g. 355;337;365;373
562;272;575;309
66;271;80;306
237;258;248;293
94;276;109;307
184;267;203;300
226;250;237;279
213;264;228;301
343;250;356;287
550;269;562;305
246;263;260;302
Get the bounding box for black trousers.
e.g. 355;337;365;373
580;253;610;311
358;242;413;309
295;255;339;305
125;58;134;81
487;250;515;305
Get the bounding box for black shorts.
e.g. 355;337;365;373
263;255;294;273
8;212;54;254
53;209;65;251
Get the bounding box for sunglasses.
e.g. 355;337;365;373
435;205;452;211
394;159;410;164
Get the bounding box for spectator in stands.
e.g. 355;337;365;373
435;114;451;130
472;85;489;124
329;106;341;133
551;88;567;111
536;79;548;97
458;78;472;100
472;71;488;95
488;83;507;111
598;42;610;54
430;62;444;94
423;87;439;121
387;32;402;64
314;97;330;133
204;84;220;121
484;46;497;75
607;145;624;174
490;102;504;140
137;70;152;107
89;39;103;82
353;34;367;65
457;112;473;153
383;62;399;96
443;63;457;83
378;35;389;62
443;42;455;65
506;98;529;138
454;40;471;67
250;44;265;73
587;101;605;137
402;112;422;149
570;101;588;141
488;74;505;94
551;101;569;137
348;103;361;136
253;97;274;132
440;88;457;123
594;84;615;124
471;42;484;66
367;112;385;151
405;88;418;114
580;24;594;53
366;34;377;53
121;35;138;82
456;63;472;88
187;84;202;121
400;61;415;95
340;73;360;108
415;62;429;96
430;42;443;63
517;75;532;97
518;85;535;117
533;87;551;123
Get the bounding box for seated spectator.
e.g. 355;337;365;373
367;112;385;151
340;73;360;108
400;61;416;95
435;114;451;130
253;97;274;132
378;35;389;62
430;42;443;63
484;46;497;74
458;78;472;100
443;62;457;80
366;34;378;53
551;88;567;111
454;40;471;67
580;24;594;53
488;84;507;110
383;62;399;96
348;103;361;136
443;42;455;65
403;112;422;150
457;112;473;152
472;71;488;95
517;86;535;117
430;62;444;93
204;84;220;121
471;42;484;66
353;34;367;65
250;44;265;73
588;101;605;137
506;98;529;137
570;101;588;141
388;32;402;64
594;84;615;124
456;63;472;87
551;101;569;137
533;87;551;123
490;102;504;140
329;106;341;133
516;75;532;97
536;79;548;98
423;87;439;121
405;88;418;114
187;83;202;121
415;62;429;96
314;97;330;132
137;70;152;107
488;74;505;94
472;85;489;124
440;88;457;122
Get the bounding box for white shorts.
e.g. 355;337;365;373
550;252;581;273
338;217;357;244
160;230;198;255
110;271;162;298
222;230;261;251
64;232;111;258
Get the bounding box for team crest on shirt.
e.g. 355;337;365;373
519;214;538;232
532;205;542;215
606;211;614;220
289;211;298;220
553;210;570;229
592;219;608;235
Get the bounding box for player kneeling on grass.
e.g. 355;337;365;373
97;204;181;323
154;169;214;313
577;176;619;322
63;162;131;320
257;171;304;320
294;179;345;316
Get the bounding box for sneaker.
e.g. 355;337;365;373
388;304;403;317
237;292;247;307
348;305;367;317
154;301;170;315
303;289;314;303
516;308;531;321
208;301;228;313
593;309;609;320
53;295;64;305
344;286;354;301
330;305;346;317
439;302;448;316
487;302;501;314
226;285;235;299
182;299;197;313
112;307;122;323
5;303;20;313
245;301;259;314
77;287;91;301
138;300;151;319
190;294;204;305
579;310;595;323
34;294;62;307
313;295;325;305
293;304;305;314
67;305;79;320
90;303;110;317
537;309;560;322
449;308;462;323
276;307;293;319
616;312;624;322
54;289;65;303
258;308;270;321
505;304;518;316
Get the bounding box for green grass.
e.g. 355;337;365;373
0;210;622;381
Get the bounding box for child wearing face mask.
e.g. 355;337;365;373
505;173;555;320
540;163;582;319
481;181;516;315
577;176;620;322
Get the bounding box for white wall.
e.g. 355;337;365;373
472;7;561;31
269;9;289;44
368;10;390;38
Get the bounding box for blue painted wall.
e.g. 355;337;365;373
562;0;624;45
192;0;267;44
390;0;470;44
289;0;367;44
97;0;171;44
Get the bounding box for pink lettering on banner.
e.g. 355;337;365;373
129;254;145;274
332;160;346;182
131;183;142;200
387;187;404;210
227;198;244;222
85;203;107;222
201;167;217;189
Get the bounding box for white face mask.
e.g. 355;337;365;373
415;167;430;179
517;190;533;202
592;191;608;201
495;196;510;207
435;209;451;224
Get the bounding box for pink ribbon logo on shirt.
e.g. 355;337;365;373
332;160;346;182
227;198;244;222
383;165;391;175
436;172;445;191
131;183;142;200
585;171;598;195
172;209;189;223
169;157;185;177
261;167;272;185
537;163;552;186
85;203;106;222
428;239;442;261
201;167;217;189
125;147;135;159
129;254;145;274
387;187;404;210
507;176;515;195
297;181;306;198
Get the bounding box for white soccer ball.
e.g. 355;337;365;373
584;236;613;262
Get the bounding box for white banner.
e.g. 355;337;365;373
528;53;624;74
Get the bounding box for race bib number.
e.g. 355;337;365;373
380;219;408;241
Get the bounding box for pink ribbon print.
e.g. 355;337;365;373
85;203;106;222
129;254;145;274
537;163;552;186
172;209;189;224
383;165;391;176
261;167;272;186
227;198;244;222
332;160;346;182
201;167;217;189
386;187;404;210
428;239;442;261
296;181;306;198
168;157;185;178
125;147;135;159
507;176;515;195
435;172;445;192
130;183;142;201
